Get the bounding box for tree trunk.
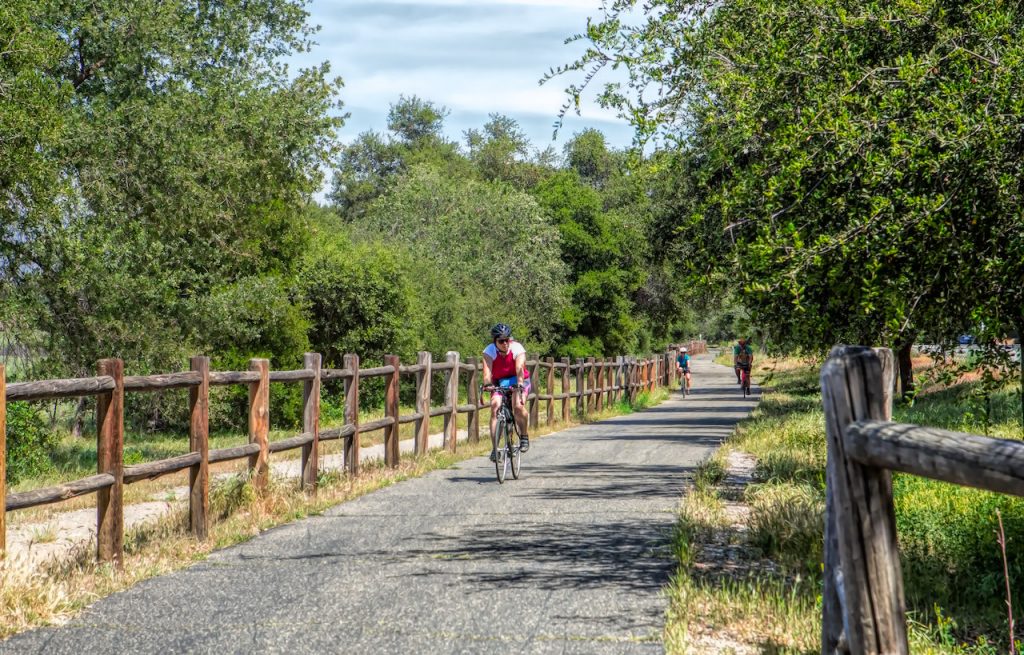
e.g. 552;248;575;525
897;341;915;399
71;396;88;438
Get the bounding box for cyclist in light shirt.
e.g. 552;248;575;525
482;323;531;459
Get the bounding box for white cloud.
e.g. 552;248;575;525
295;0;635;150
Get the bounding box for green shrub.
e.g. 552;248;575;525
5;402;58;484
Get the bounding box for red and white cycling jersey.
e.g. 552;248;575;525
483;340;530;381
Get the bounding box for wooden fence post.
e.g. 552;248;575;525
467;357;480;444
344;354;360;476
415;351;431;455
664;352;671;387
596;358;605;413
630;357;638;403
604;358;611;406
586;357;596;416
0;364;6;554
96;357;124;565
302;352;322;489
248;358;270;491
575;358;585;418
561;357;570;423
618;358;626;405
384;354;400;468
612;356;620;404
189;356;210;540
821;346;906;655
545;357;555;426
444;351;459;452
528;359;540;430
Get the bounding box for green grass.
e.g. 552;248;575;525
665;356;1024;652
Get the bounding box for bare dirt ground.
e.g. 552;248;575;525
681;450;778;655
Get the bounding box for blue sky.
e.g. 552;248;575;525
288;0;637;155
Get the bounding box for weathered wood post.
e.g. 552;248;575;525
586;357;596;415
0;364;5;554
618;358;626;405
664;352;671;387
302;352;322;490
613;356;622;404
415;351;431;455
528;359;540;430
561;357;570;423
344;354;360;476
384;354;400;468
248;358;270;490
821;346;905;655
607;357;615;405
467;357;480;443
96;357;124;565
596;358;605;413
546;357;555;426
575;358;585;418
444;351;459;452
189;356;210;539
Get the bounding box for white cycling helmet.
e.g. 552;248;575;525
680;347;688;353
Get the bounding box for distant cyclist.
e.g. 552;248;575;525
676;346;692;394
733;337;754;384
482;323;531;460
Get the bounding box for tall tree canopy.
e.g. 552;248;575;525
2;0;344;378
556;0;1024;355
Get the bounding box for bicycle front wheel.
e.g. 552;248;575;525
495;418;509;484
510;424;521;480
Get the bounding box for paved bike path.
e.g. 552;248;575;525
2;355;758;654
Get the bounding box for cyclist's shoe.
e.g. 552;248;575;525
519;435;530;453
489;449;497;462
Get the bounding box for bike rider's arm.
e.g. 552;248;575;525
514;352;526;387
482;355;494;387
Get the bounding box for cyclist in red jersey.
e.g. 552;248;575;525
482;323;531;459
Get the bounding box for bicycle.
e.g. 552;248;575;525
738;363;752;397
483;385;522;484
678;369;691;397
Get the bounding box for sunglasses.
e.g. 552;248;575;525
496;338;510;344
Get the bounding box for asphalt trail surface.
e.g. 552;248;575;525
2;354;758;654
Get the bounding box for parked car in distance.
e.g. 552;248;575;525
957;334;975;345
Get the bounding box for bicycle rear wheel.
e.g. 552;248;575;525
495;418;509;484
742;371;750;397
510;423;521;480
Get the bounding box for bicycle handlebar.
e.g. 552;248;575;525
482;384;524;392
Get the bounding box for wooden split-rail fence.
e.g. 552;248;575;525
821;345;1024;654
0;340;706;563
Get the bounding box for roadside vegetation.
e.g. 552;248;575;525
665;357;1024;653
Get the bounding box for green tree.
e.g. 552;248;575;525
355;164;569;355
330;95;467;218
465;114;554;189
533;170;647;355
9;0;343;383
557;0;1024;366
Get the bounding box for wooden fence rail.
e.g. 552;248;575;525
0;341;706;561
820;345;1024;655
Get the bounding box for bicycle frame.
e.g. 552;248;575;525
484;385;523;483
